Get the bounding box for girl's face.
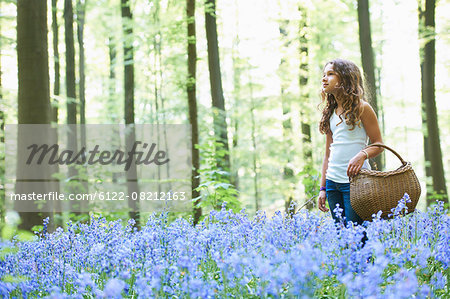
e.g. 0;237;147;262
322;64;340;95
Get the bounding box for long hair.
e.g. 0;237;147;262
319;59;367;134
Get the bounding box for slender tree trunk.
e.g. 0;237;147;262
157;23;172;195
230;12;240;192
77;0;86;151
77;0;86;132
357;0;383;170
76;0;89;216
107;36;122;186
64;0;81;216
419;0;448;205
247;71;260;212
418;2;431;200
52;0;60;123
278;21;295;215
187;0;201;224
152;2;163;194
108;36;118;123
205;0;231;174
17;0;52;230
0;1;4;225
281;92;294;215
64;0;77;125
51;0;62;226
121;0;134;126
121;0;140;225
298;6;314;210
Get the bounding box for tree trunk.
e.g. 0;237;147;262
230;20;240;192
247;71;260;212
108;36;118;123
107;36;123;187
121;0;140;225
156;14;172;196
76;0;86;130
281;94;294;215
357;0;383;171
187;0;201;224
77;0;86;151
64;0;77;125
0;1;4;225
278;21;295;215
17;0;52;230
51;0;62;226
64;0;81;216
152;1;163;194
52;0;60;123
419;0;448;205
76;0;89;214
205;0;231;174
298;6;314;210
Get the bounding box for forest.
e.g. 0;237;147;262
0;0;449;297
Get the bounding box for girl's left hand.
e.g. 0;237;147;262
347;152;366;178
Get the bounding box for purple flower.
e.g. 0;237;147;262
103;278;126;298
430;271;446;290
1;198;448;297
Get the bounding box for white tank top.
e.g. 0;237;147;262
326;111;371;183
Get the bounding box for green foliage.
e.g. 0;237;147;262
1;225;35;242
194;136;240;213
314;275;347;298
299;165;320;200
427;190;449;209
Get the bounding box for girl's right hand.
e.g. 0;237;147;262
318;190;329;212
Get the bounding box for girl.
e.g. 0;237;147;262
317;58;383;225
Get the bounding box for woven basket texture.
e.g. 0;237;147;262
350;144;421;221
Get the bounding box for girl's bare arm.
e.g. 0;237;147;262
318;131;332;212
347;102;383;177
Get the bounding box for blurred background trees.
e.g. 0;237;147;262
0;0;448;231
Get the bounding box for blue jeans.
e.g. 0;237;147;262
326;179;363;225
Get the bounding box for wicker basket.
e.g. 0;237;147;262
350;143;421;221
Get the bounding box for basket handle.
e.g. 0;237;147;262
364;143;407;166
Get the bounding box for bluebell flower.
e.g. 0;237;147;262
103;278;126;298
333;203;344;222
431;271;446;290
389;193;412;217
1;199;448;297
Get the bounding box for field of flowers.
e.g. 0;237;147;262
0;196;449;298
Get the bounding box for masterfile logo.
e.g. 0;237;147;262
26;141;170;171
5;124;192;213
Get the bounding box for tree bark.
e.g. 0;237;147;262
230;13;240;193
0;1;4;225
205;0;231;174
187;0;201;224
51;0;60;123
108;36;118;123
17;0;52;230
298;6;314;210
121;0;140;225
64;0;81;215
64;0;77;125
76;0;89;211
278;21;295;215
51;0;62;226
357;0;383;171
152;1;164;194
419;0;448;205
248;72;260;212
76;0;87;150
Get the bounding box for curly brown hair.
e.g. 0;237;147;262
319;59;367;134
